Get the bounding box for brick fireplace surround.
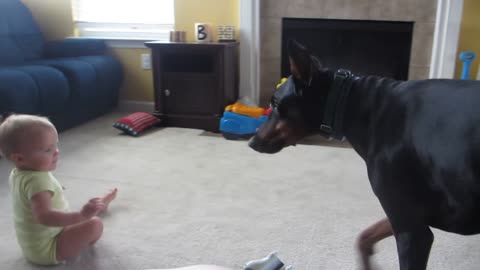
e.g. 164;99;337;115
258;0;438;105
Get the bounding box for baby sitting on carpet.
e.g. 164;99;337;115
0;114;118;266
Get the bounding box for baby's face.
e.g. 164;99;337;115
17;126;60;171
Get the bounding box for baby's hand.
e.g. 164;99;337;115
81;198;105;219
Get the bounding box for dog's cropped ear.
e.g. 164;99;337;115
287;39;312;81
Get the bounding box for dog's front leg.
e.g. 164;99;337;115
375;198;434;269
357;217;393;270
395;226;433;270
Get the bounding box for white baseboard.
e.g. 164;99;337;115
239;0;260;105
430;0;464;79
118;100;155;113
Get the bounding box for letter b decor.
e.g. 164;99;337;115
195;23;212;43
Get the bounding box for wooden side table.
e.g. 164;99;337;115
145;41;239;132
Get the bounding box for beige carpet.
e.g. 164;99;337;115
1;112;479;270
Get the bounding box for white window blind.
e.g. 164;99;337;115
72;0;174;40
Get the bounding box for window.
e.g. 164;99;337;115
71;0;174;40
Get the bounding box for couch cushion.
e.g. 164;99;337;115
33;58;98;102
33;56;123;108
74;55;123;105
0;0;44;65
0;66;69;115
0;69;38;113
44;39;107;58
34;56;123;131
11;65;70;115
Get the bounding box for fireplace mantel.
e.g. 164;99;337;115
239;0;464;105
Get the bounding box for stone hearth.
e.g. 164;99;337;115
259;0;437;105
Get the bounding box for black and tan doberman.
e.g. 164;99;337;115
249;40;480;270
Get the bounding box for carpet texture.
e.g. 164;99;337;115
0;113;479;270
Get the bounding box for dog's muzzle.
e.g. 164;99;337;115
248;135;286;154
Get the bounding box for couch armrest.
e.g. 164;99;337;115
44;38;107;58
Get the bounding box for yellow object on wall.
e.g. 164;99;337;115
455;0;480;80
20;0;240;102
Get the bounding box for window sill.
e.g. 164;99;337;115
105;38;165;48
67;37;168;48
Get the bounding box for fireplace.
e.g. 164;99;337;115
254;0;440;106
281;18;414;80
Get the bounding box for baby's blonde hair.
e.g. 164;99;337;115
0;114;55;158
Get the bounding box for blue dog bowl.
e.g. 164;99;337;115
219;111;268;140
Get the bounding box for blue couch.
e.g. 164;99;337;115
0;0;123;130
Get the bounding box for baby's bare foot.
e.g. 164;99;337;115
101;188;118;211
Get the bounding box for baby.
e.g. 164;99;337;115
0;114;118;265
